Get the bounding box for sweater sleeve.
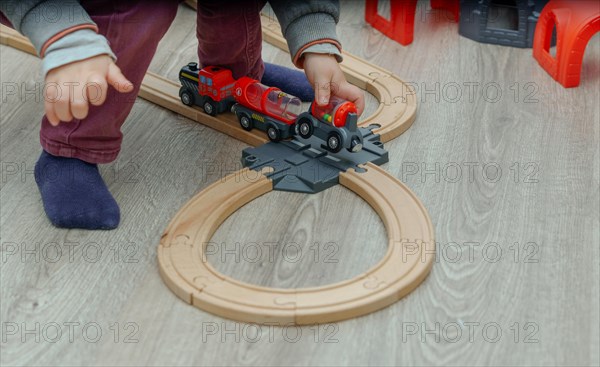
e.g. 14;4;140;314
41;29;116;76
268;0;343;68
1;0;115;76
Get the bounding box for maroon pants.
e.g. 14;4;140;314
1;0;266;163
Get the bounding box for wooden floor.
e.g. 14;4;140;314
1;2;599;366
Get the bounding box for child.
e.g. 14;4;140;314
0;0;365;230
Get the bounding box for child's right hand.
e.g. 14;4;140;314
44;54;133;126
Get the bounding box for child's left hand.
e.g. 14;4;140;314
303;53;365;115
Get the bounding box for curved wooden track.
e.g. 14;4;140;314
158;163;434;325
260;14;417;142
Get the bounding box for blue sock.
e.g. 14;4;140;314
34;151;120;230
262;62;314;102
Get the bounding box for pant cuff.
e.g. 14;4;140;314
40;136;120;164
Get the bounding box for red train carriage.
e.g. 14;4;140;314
232;76;303;141
295;96;363;153
178;62;236;116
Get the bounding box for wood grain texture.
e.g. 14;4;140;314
1;2;598;366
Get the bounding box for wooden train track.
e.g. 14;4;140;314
159;163;434;325
1;9;433;325
259;14;417;142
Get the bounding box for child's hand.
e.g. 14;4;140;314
303;53;365;115
44;54;133;126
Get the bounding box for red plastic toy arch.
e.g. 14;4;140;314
533;1;600;88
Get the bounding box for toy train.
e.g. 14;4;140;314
178;62;363;153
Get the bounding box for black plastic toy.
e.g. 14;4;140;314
459;0;550;48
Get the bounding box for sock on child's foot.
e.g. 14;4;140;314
262;62;314;102
34;151;120;230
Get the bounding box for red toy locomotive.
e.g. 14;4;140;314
178;63;236;115
178;62;363;153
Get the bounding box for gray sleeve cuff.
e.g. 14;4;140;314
284;12;341;67
42;28;116;77
300;43;343;62
12;0;97;56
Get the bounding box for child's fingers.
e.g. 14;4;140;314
43;81;60;126
353;90;365;116
314;77;331;106
86;75;108;106
44;101;60;126
337;83;365;116
107;62;133;93
70;82;89;120
54;87;73;123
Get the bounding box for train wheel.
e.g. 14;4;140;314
203;100;217;116
180;90;194;106
267;125;281;142
348;137;363;153
297;119;314;139
239;115;253;131
326;132;342;153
